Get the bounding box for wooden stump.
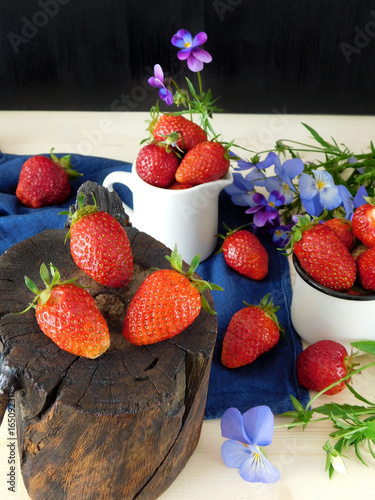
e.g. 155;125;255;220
0;226;217;499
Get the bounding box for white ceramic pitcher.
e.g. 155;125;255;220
103;167;233;263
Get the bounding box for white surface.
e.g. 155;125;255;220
1;111;375;500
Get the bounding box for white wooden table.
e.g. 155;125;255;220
1;111;375;500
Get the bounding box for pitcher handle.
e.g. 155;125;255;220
102;171;135;218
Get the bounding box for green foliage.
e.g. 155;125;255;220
280;350;375;478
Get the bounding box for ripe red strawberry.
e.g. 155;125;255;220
22;263;110;359
289;214;356;291
296;340;354;395
356;246;375;291
63;193;133;288
218;225;268;280
16;150;81;208
175;141;230;185
325;218;355;251
123;246;222;345
352;199;375;248
221;294;283;369
135;143;180;188
169;181;196;190
152;114;207;152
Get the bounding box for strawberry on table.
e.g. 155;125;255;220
287;213;357;291
135;143;180;188
221;294;283;369
217;224;268;280
151;113;207;152
16;149;81;208
175;140;230;185
123;245;223;345
356;246;375;291
352;197;375;248
324;217;355;251
62;193;134;288
296;340;355;395
20;263;110;359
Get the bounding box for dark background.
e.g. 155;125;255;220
1;0;375;114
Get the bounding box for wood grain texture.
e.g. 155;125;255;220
0;224;217;499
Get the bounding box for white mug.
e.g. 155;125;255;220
102;166;233;263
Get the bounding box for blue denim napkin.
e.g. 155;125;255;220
0;152;309;418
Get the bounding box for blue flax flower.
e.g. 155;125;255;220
246;190;285;227
171;29;212;72
148;64;173;105
338;184;368;220
221;406;280;483
255;152;304;204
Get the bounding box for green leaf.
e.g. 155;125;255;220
200;293;217;315
24;276;39;295
355;441;369;467
313;403;368;418
290;395;304;412
345;382;375;406
302;123;334;149
364;421;375;440
39;263;50;286
351;340;375;355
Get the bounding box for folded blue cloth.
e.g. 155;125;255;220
0;151;309;418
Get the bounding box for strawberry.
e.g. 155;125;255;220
217;224;268;280
169;181;196;190
325;218;355;251
296;340;354;395
352;198;375;248
175;141;230;185
135;143;180;188
16;150;81;208
356;246;375;291
221;294;283;369
21;263;110;359
152;114;207;152
123;246;222;345
288;214;356;291
62;193;133;288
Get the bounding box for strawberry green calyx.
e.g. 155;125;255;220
363;196;375;207
17;263;80;315
50;148;82;180
165;245;224;315
61;192;99;241
216;222;250;253
283;210;328;255
243;293;285;337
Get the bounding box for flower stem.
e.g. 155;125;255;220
304;360;375;415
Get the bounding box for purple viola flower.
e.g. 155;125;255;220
272;223;293;247
338;184;368;220
298;170;342;217
246;190;285;227
254;152;304;204
225;169;266;207
221;406;280;484
148;64;173;105
171;29;212;72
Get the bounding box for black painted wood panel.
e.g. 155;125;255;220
0;0;374;114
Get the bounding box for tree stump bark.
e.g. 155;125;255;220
0;224;217;498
